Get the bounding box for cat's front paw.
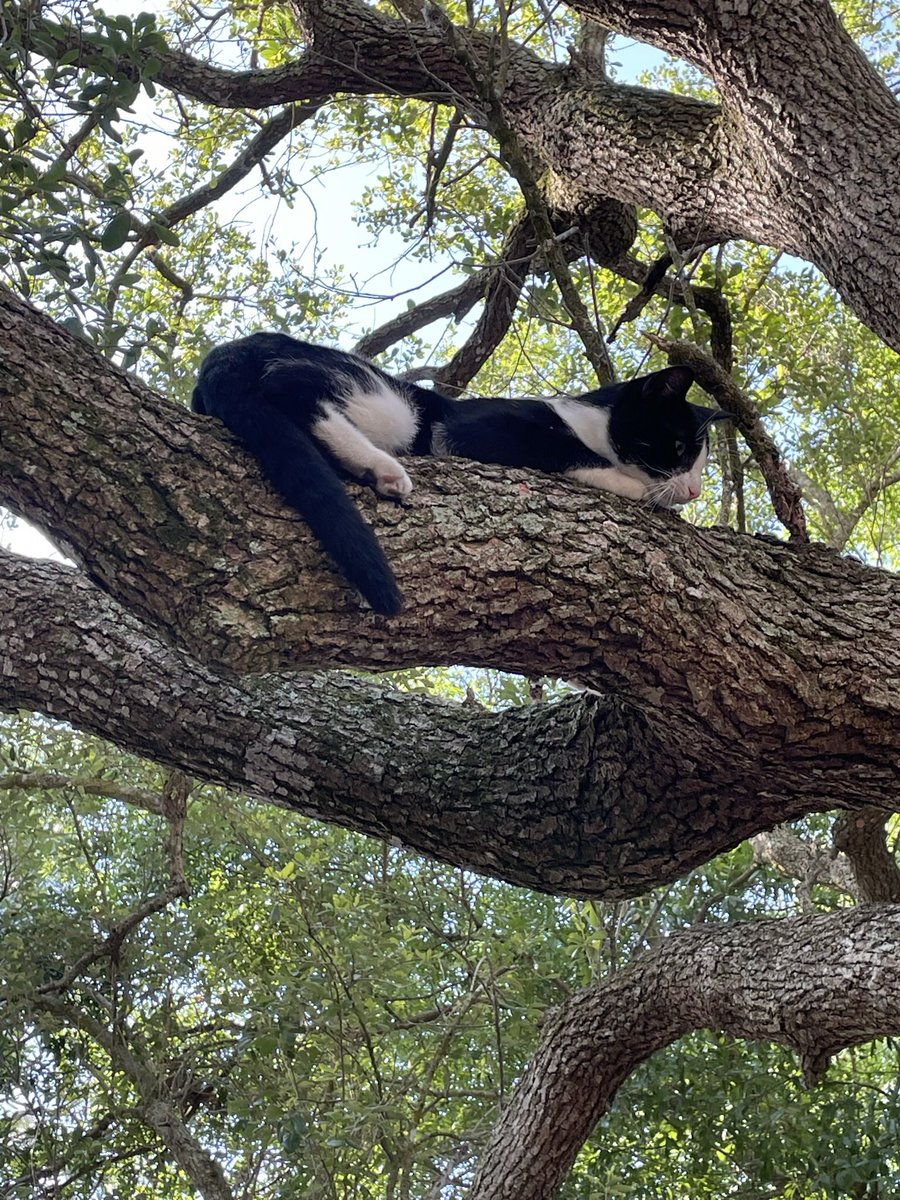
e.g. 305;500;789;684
374;465;413;501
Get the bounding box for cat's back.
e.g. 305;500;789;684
196;331;315;381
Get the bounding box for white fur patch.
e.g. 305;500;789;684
551;399;616;461
340;370;419;454
566;466;649;501
313;405;413;497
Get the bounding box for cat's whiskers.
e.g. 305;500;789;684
648;475;680;508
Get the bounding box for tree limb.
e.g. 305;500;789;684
832;809;900;903
22;0;900;348
2;548;899;900
469;905;900;1200
430;214;536;394
645;334;808;541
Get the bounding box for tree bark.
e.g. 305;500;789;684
468;905;900;1200
2;286;900;899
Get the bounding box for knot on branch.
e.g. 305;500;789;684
542;185;638;266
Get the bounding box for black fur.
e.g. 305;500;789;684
192;333;729;614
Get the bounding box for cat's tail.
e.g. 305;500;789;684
192;386;403;616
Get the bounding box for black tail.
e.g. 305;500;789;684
192;377;403;616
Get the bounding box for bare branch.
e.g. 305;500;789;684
431;215;536;394
0;771;165;815
645;334;808;541
354;267;513;360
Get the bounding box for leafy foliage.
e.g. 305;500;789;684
2;0;900;1195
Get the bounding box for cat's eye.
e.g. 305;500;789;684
674;439;687;456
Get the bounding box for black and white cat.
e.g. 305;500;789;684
192;332;729;615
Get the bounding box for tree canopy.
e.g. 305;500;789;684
2;1;900;1197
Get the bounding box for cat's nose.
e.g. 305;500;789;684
687;483;700;500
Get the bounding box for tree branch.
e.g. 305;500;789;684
23;0;900;348
1;283;899;740
430;214;536;394
0;771;165;815
832;809;900;903
469;905;900;1200
646;334;808;541
3;548;899;899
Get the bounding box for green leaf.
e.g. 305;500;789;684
100;210;132;251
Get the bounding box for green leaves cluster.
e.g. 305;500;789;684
2;702;899;1198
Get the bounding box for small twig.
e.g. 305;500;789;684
36;770;193;995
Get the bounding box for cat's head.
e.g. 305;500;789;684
607;365;731;506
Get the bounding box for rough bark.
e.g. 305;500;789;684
569;0;900;349
23;0;900;349
1;546;892;899
832;809;900;903
468;905;900;1200
2;287;900;899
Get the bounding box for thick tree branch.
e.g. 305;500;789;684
3;549;898;899
2;285;899;760
573;0;900;349
469;905;900;1200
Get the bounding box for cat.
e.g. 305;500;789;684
192;332;730;615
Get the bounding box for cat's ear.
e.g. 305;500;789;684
690;402;734;430
640;365;695;402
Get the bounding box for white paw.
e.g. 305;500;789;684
374;464;413;500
